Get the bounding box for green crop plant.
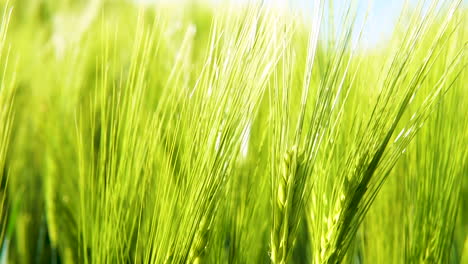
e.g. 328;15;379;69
0;2;14;245
0;0;466;263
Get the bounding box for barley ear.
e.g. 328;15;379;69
271;145;305;264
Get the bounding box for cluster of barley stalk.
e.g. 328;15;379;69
0;0;467;263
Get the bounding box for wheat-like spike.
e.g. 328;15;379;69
271;145;305;264
319;184;348;263
188;214;211;264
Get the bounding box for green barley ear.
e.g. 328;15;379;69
188;214;212;263
310;1;467;263
271;145;302;263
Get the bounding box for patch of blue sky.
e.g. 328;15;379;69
291;0;466;48
291;0;406;48
134;0;467;48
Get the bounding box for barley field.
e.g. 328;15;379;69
0;0;467;263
